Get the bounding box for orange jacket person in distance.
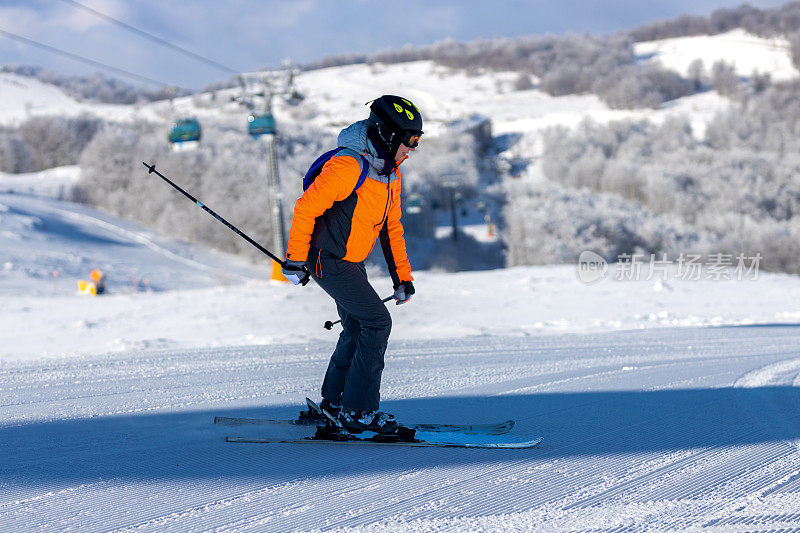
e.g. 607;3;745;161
282;95;421;435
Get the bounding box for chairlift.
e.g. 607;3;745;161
248;113;276;137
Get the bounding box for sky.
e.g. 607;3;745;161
0;0;793;91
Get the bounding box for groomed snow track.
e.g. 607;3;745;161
5;326;800;531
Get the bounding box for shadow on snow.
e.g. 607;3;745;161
3;384;800;485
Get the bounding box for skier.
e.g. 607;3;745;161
282;95;421;435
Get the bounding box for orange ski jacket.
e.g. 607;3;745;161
286;120;413;285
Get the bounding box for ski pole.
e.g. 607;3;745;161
324;295;394;330
142;162;309;285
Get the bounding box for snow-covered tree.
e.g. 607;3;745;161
710;61;739;96
0;131;34;173
531;81;800;274
17;115;101;170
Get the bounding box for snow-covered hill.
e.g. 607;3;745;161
3;28;797;168
0;72;154;125
0;73;85;124
635;28;796;81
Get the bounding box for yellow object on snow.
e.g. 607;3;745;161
77;279;97;296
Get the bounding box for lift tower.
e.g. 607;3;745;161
238;66;299;280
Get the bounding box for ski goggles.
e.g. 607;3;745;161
401;131;422;148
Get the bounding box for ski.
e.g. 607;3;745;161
225;435;542;449
214;397;515;435
214;416;515;436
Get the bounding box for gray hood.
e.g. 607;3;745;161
336;119;397;184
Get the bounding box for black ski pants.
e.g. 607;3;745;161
307;248;391;412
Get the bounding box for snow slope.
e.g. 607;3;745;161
0;73;85;124
636;28;798;81
0;73;165;126
6;328;800;531
4;170;800;530
4;170;800;361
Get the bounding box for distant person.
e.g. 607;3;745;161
91;268;106;295
282;95;421;435
77;268;106;296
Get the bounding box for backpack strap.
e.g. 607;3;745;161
351;154;369;193
302;147;344;191
303;146;369;195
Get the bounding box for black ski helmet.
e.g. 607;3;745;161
368;95;423;157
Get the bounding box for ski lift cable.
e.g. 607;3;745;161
54;0;239;75
0;27;190;90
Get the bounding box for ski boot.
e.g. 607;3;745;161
298;397;341;423
313;406;416;443
338;409;399;435
320;398;342;419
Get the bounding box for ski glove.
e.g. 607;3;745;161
393;280;415;305
282;259;310;286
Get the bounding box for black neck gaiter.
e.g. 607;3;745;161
367;125;395;176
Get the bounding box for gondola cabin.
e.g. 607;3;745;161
248;113;276;137
168;118;202;144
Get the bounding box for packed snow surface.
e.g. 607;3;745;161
4;169;800;531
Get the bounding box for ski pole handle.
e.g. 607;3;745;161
324;295;394;330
